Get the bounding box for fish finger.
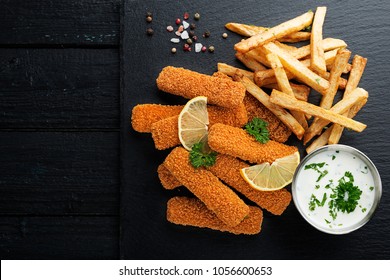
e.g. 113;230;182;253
131;104;183;133
151;104;248;150
164;147;249;227
167;197;263;235
208;123;297;164
157;164;181;190
243;94;291;143
156;66;246;108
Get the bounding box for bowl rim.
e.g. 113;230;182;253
292;144;382;235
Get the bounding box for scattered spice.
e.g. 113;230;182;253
171;47;177;54
201;46;207;52
190;23;196;30
146;12;152;17
170;38;180;43
208;45;215;53
192;35;198;41
195;43;203;53
189;31;195;38
183;12;189;20
183;21;190;29
146;28;154;36
194;13;200;20
222;32;228;39
183;44;190;51
203;31;210;38
166;25;174;32
175;18;181;25
186;38;193;45
146;16;153;23
178;25;184;33
181;31;189;39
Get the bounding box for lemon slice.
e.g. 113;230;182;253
178;96;209;150
240;151;300;191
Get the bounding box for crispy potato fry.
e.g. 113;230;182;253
234;11;314;53
291;38;347;59
270;89;367;133
306;126;333;153
236;75;305;139
310;7;328;74
264;83;310;102
328;55;368;144
274;41;298;53
263;42;329;93
267;53;308;129
319;49;351;110
235;52;267;71
225;23;311;42
217;63;254;81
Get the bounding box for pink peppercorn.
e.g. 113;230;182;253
175;18;181;25
183;12;189;20
201;46;207;52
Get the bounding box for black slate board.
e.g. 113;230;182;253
121;0;390;259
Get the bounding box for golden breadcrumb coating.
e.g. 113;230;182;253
167;197;263;235
208;154;291;215
131;104;183;133
208;123;298;164
157;164;181;190
156;66;246;108
151;104;248;150
164;147;249;227
243;94;291;143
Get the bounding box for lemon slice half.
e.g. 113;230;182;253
240;151;300;191
178;96;209;150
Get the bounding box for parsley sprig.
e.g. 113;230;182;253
244;118;270;144
189;142;217;168
331;171;362;215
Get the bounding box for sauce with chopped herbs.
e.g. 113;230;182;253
293;148;377;232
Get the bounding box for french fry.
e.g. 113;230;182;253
235;52;267;71
310;7;327;74
234;11;314;53
270;88;367;133
274;41;298;53
306;127;333;153
267;53;308;129
328;55;368;144
306;49;351;141
319;49;352;110
264;83;310;102
236;75;305;139
291;38;347;59
263;42;329;93
225;23;311;42
247;47;271;67
217;63;254;81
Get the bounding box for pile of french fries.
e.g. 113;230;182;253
219;7;368;153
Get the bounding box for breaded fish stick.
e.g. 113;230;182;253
167;197;263;235
243;94;291;143
164;147;249;227
208;123;297;164
159;157;291;215
157;164;181;190
151;104;248;150
156;66;246;108
208;155;291;215
131;104;183;133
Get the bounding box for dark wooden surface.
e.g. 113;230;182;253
0;0;120;259
122;0;390;259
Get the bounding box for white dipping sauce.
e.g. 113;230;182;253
293;145;380;234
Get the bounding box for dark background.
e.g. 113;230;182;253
0;0;389;259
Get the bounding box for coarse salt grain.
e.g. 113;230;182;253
195;43;203;53
182;21;190;29
175;31;182;37
170;38;180;43
181;31;189;40
166;26;174;32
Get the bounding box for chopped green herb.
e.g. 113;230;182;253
361;166;368;174
369;186;374;191
335;150;339;153
189;142;217;168
305;162;328;182
362;208;367;213
244;118;270;144
325;219;331;224
315;78;320;85
332;155;336;160
308;193;327;211
315;184;320;189
302;25;312;32
338;224;343;226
